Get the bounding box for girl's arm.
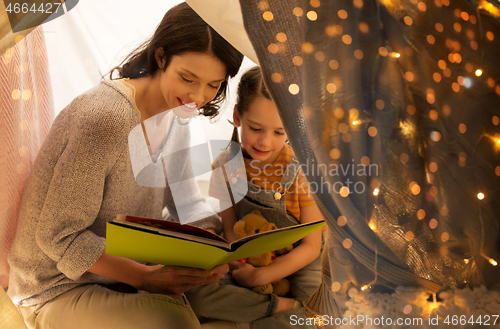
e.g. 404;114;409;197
231;203;322;287
220;204;239;243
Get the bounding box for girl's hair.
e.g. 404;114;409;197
110;2;243;118
231;66;271;143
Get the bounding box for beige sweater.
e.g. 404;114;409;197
8;80;221;307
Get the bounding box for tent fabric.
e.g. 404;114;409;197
0;26;53;290
238;0;500;320
186;0;259;64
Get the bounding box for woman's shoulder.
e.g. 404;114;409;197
59;81;139;128
68;80;135;114
51;81;140;147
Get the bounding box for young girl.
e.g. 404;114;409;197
185;67;323;329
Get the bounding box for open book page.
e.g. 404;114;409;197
106;215;326;269
119;214;227;243
115;214;324;250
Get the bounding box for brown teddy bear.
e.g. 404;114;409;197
233;209;293;296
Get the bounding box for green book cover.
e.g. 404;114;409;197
106;215;325;270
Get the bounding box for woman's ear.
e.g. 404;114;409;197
155;47;166;69
233;106;241;127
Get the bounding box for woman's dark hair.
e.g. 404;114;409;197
110;2;243;118
231;66;271;143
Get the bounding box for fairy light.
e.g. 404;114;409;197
311;315;325;328
284;0;500;298
463;77;472;88
481;253;498;266
430;293;439;310
478;0;500;17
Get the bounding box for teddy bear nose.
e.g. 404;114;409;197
255;229;260;234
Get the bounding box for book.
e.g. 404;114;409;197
106;214;326;270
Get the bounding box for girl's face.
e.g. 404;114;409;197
156;51;226;117
234;97;287;166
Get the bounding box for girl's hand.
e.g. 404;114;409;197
230;261;266;287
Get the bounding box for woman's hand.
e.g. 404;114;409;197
205;228;217;235
88;252;228;295
229;261;268;287
141;264;228;295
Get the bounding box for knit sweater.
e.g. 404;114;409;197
7;80;221;307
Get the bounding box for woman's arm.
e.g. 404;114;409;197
88;252;228;295
231;203;322;287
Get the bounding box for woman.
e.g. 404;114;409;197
7;3;243;328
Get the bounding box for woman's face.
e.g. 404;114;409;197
156;51;227;118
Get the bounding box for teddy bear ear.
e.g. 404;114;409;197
252;209;262;216
233;220;247;239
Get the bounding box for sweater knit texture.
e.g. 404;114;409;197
7;80;221;307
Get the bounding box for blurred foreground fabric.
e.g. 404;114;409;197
0;287;27;329
239;0;500;320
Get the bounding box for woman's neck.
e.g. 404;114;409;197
126;73;167;121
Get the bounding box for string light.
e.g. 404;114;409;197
311;315;325;328
478;0;500;17
277;0;499;298
429;293;439;311
481;253;498;266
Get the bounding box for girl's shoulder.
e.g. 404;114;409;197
274;143;296;166
211;147;231;169
282;143;296;158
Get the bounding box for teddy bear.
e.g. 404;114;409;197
233;209;293;296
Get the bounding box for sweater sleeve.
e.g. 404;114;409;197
34;95;127;280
